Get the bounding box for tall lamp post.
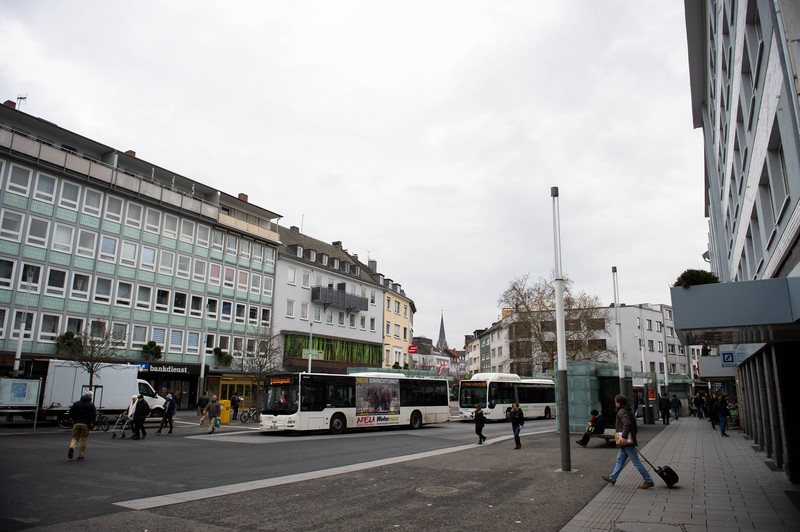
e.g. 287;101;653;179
639;304;652;424
551;186;570;472
611;267;626;397
307;323;313;373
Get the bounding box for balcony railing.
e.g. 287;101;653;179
311;287;369;312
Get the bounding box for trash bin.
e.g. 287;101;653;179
219;400;231;424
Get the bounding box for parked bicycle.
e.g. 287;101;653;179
239;406;261;424
57;410;110;431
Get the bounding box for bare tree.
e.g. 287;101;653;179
55;310;128;387
239;325;283;406
499;274;613;374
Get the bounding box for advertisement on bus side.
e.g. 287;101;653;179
355;377;400;427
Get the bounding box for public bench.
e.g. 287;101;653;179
589;433;615;446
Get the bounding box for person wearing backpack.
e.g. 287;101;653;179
156;393;177;435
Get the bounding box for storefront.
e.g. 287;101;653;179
135;362;207;411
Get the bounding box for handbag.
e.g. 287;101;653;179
214;417;221;428
615;431;634;447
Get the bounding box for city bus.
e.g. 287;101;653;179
458;373;555;422
259;372;450;434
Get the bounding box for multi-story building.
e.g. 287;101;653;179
462;331;483;376
676;0;800;481
380;268;415;369
0;101;281;408
272;226;384;372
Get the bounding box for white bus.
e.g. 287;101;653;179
458;373;555;422
260;372;450;434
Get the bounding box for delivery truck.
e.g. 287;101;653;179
40;359;165;421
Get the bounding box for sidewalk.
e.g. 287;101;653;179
561;415;800;531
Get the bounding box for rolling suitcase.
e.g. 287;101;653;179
639;450;679;488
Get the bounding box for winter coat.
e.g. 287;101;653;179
69;395;97;425
659;396;671;411
615;404;638;446
509;407;525;427
474;410;486;429
197;394;210;409
206;400;222;418
133;399;150;420
163;398;176;417
670;397;681;409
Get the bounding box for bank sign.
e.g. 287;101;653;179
134;362;198;376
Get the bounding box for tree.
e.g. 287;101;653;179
238;325;282;406
141;341;162;361
54;314;126;387
673;269;720;288
498;274;613;374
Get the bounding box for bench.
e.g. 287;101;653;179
589;433;615;446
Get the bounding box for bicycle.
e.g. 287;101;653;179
56;410;110;431
239;406;260;424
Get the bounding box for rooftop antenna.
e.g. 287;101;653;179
16;94;27;108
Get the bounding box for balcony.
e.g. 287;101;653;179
311;286;369;312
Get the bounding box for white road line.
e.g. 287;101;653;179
115;428;555;510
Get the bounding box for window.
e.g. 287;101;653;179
190;295;204;318
263;277;274;296
116;281;132;306
155;289;170;312
26;216;50;247
300;302;309;320
94;276;112;304
66;317;84;334
657;341;664;353
394;324;400;338
140;245;156;271
176;255;190;279
34;173;57;203
646;319;652;331
360;316;366;329
370;318;376;332
260;308;271;327
163;214;178;239
370;290;376;305
223;266;235;288
83;188;103;216
131;325;148;348
193;259;207;282
0;209;23;241
76;229;97;258
385;321;391;335
12;310;35;340
240;239;251;259
338;312;345;326
125;202;143;228
152;327;167;348
221;301;232;321
19;264;42;293
394;301;401;314
45;267;67;297
52;223;74;253
0;308;9;338
0;258;15;289
169;329;184;353
302;271;310;288
226;234;238;255
287;267;296;285
264;246;275;265
105;195;123;223
59;181;80;210
209;263;221;285
647;340;654;352
173;291;187;315
186;331;200;355
111;322;127;345
286;299;295;318
120;241;138;267
89;319;107;339
656;321;663;332
206;298;218;319
237;270;249;292
71;272;91;300
404;304;408;318
386;297;391;310
350;314;357;328
196;225;211;247
326;309;334;324
250;272;262;294
180;219;194;243
38;314;60;342
99;235;118;262
212;230;224;251
314;305;321;322
252;242;264;261
235;303;246;324
144;208;161;233
159;250;175;275
7;164;32;195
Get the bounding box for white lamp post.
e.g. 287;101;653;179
551;186;570;472
612;266;625;397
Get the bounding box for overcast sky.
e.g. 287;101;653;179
1;1;708;348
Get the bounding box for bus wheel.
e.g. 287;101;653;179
329;414;346;435
544;407;552;419
410;411;423;429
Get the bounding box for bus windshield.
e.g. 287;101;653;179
459;381;487;408
264;384;299;415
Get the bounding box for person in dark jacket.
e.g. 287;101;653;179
717;394;731;437
474;404;486;444
670;395;682;421
509;402;525;449
231;393;241;421
576;409;604;447
197;391;210;425
659;392;671;425
132;394;151;440
67;391;97;460
708;395;719;430
206;395;222;433
156;393;176;435
693;393;705;419
601;395;654;489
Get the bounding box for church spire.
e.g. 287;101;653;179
436;310;448;350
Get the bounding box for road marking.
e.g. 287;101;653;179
115;428;555;510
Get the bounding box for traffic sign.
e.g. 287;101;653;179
408;343;418;354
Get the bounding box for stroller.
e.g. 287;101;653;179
111;412;133;438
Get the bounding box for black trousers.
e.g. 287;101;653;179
133;418;147;438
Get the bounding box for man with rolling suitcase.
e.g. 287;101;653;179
601;395;654;489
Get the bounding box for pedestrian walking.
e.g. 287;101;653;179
693;393;705;419
670;395;682;421
231;393;241;421
509;402;524;449
601;394;654;489
206;395;222;433
708;395;719;430
131;393;150;440
156;393;176;435
717;394;731;437
576;409;604;447
474;404;486;444
67;391;96;460
197;391;210;426
659;392;671;425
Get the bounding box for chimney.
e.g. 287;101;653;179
352;254;358;261
332;241;342;249
3;100;16;109
238;193;249;203
368;259;377;271
124;150;136;157
290;226;300;233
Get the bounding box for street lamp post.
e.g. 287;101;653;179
612;266;626;397
13;269;35;377
551;186;570;472
307;323;313;373
639;304;653;424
